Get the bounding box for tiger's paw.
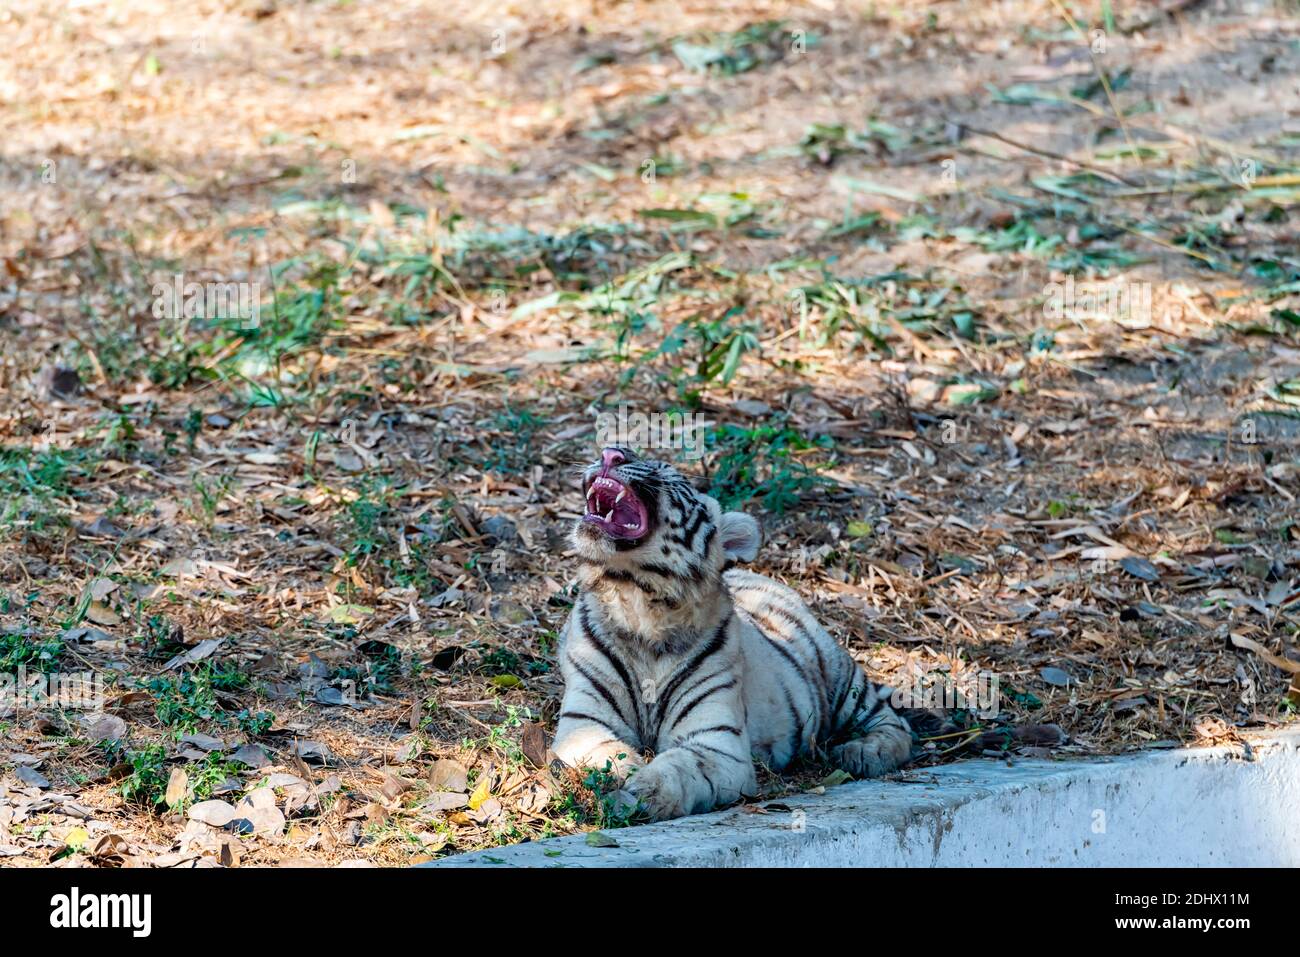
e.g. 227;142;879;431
831;730;911;779
624;762;693;821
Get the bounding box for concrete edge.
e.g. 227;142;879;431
423;730;1300;867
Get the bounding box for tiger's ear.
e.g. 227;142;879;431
719;512;760;563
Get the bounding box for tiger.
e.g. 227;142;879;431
552;446;915;821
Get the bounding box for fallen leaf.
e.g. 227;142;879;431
820;768;852;787
84;601;121;626
1039;667;1072;687
1230;632;1300;674
380;771;412;803
231;744;272;769
189;800;237;827
86;578;119;602
396;738;423;763
1119;556;1161;581
419;792;469;813
520;722;549;768
467;774;492;810
88;834;130;861
180;733;227;752
327;604;373;625
230;804;286;837
163;638;225;671
288;740;335;765
429;759;469;792
468;798;502;823
15;767;49;789
82;713;127;743
165;768;189;809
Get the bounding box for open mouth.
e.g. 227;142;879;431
582;474;648;540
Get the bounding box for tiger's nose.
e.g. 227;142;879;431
601;447;627;472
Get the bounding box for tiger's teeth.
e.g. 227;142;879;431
624;523;637;529
604;510;613;522
615;489;625;504
587;486;595;499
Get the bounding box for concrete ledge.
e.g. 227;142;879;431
427;731;1300;867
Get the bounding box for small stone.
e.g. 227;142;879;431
48;366;81;398
481;515;519;546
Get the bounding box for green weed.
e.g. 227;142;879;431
0;631;65;672
143;665;226;731
707;421;833;512
0;445;91;534
113;743;169;807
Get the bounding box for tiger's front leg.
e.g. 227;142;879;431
553;608;649;785
627;680;756;821
553;708;644;785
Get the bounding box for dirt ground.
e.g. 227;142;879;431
1;0;1299;866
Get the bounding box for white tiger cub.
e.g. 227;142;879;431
553;446;914;821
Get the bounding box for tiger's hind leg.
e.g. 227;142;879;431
830;722;912;778
828;676;914;779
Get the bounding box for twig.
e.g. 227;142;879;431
920;726;985;743
1047;0;1142;172
956;123;1140;187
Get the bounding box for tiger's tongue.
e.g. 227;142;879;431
591;488;636;523
609;497;638;525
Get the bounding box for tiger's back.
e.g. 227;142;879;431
726;567;909;773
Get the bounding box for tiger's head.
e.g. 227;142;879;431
572;447;760;591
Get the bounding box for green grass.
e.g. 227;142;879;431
236;708;275;735
186;752;243;805
614;306;761;406
550;758;641;830
142;665;227;731
111;743;242;811
797;119;917;164
707;420;833;511
343;475;399;563
138;612;187;661
670;20;814;76
0;445;92;535
485;403;546;473
188;471;235;527
479;705;532;768
332;642;404;698
112;743;169;807
0;631;65;673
